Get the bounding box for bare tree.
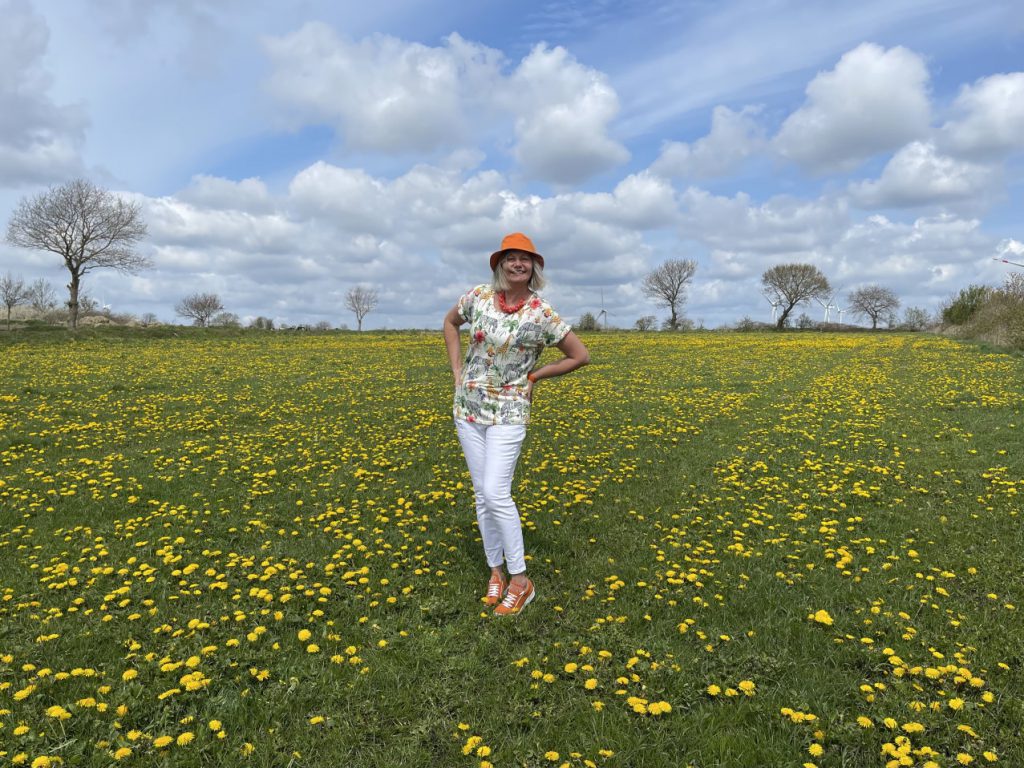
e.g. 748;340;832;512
78;292;99;316
175;293;224;327
848;285;901;330
900;306;931;331
210;311;240;328
26;278;58;314
249;316;275;330
6;179;148;329
345;286;378;331
1002;271;1024;300
634;315;656;331
642;259;697;330
761;263;831;330
0;272;28;330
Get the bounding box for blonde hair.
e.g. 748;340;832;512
492;254;546;292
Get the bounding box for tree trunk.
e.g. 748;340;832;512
67;274;80;330
5;306;10;331
669;306;678;330
776;307;792;330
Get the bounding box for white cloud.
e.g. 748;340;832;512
828;214;992;302
651;105;764;179
288;162;392;235
264;27;628;184
678;188;849;254
940;72;1024;159
848;141;999;208
562;172;678;230
507;44;629;184
773;43;931;173
0;0;86;187
996;238;1024;260
177;175;273;213
265;25;504;153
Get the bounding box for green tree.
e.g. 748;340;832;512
941;285;990;325
761;263;831;330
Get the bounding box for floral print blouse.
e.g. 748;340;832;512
454;284;571;425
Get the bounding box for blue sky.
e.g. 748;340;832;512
1;0;1022;328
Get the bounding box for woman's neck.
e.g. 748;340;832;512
503;286;530;301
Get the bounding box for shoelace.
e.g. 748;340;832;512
487;582;503;597
500;587;523;608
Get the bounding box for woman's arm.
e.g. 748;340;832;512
527;331;589;395
443;304;466;384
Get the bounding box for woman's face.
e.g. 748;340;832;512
502;251;534;289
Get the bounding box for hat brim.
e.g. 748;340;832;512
490;249;545;271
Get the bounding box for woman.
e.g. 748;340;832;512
443;233;590;616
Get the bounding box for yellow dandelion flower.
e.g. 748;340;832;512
810;610;834;626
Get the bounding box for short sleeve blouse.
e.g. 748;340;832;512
453;284;571;425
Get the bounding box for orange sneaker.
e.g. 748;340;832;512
483;573;508;606
494;577;535;616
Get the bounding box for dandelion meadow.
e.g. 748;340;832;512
0;330;1021;768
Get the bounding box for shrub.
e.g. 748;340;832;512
941;285;990;326
577;312;600;331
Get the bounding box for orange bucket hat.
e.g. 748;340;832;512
490;232;545;271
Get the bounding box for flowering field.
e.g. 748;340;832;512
0;330;1021;768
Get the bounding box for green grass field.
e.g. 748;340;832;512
0;330;1021;767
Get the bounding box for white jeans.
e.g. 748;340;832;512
455;419;528;575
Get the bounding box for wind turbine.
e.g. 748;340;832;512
815;296;831;324
762;292;780;323
817;289;841;325
994;256;1024;268
835;305;847;325
596;288;614;330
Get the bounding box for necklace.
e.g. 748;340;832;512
497;291;529;314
